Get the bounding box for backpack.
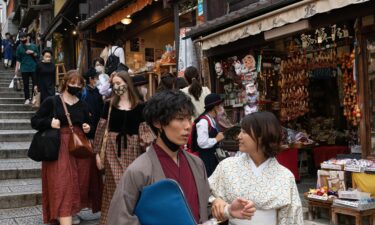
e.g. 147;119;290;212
186;115;212;155
105;47;120;75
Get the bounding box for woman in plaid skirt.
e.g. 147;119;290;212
93;71;155;225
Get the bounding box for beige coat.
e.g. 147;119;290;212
106;145;211;225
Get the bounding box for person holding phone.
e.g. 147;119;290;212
15;32;40;104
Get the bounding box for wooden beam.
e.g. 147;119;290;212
174;3;180;71
30;4;52;10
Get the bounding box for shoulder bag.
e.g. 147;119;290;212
28;96;60;161
99;102;112;168
135;179;197;225
60;95;93;158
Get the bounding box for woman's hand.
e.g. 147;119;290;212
211;198;227;222
229;198;256;220
26;50;34;55
215;132;225;142
96;154;104;170
51;118;60;129
82;123;90;133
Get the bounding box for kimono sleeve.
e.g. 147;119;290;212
277;177;303;225
105;163;146;225
208;161;227;201
138;122;156;152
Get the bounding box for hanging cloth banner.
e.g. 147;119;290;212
96;0;153;33
200;0;369;51
178;28;198;77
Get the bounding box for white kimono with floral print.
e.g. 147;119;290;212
209;154;303;225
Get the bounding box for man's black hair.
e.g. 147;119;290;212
143;90;194;134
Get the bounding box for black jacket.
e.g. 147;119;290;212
80;85;104;139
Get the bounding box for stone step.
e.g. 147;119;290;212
0;119;32;130
0;104;34;111
0;88;27;92
0;158;40;180
0;130;36;142
0;92;24;98
0;142;29;159
0;178;41;209
0;205;100;224
0;79;15;83
0;111;34;119
0;98;25;104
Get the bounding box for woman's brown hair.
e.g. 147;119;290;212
184;66;202;101
60;70;85;92
111;71;140;108
241;111;282;158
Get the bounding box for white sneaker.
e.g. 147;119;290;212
72;215;81;225
24;99;30;104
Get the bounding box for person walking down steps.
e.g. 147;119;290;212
2;32;14;69
15;32;40;104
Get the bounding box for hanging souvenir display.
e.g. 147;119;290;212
279;54;309;122
341;50;360;126
244;81;259;115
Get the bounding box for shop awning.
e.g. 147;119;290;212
96;0;153;33
198;0;369;51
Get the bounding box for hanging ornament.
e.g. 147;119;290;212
331;24;337;42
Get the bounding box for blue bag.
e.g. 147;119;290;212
134;179;197;225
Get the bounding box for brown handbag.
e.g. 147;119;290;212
60;95;93;158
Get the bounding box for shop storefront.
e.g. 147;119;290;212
78;0;178;96
187;0;374;157
186;0;375;217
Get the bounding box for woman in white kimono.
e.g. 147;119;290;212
209;111;303;225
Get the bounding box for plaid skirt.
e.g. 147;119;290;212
41;126;102;224
96;120;155;225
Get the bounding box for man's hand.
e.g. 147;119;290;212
229;198;256;220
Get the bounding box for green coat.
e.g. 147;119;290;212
16;43;40;73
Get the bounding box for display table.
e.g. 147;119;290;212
331;205;375;225
304;193;333;222
313;146;350;167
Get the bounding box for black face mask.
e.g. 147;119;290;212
21;40;27;44
160;130;180;152
67;86;81;96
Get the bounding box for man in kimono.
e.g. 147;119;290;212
106;90;255;225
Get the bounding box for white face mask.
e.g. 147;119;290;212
95;65;104;74
216;105;225;117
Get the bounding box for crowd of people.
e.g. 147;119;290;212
22;35;303;225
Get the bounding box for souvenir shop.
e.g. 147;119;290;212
78;0;178;97
192;0;375;222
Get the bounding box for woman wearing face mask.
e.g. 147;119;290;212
93;57;111;98
81;67;104;140
93;71;155;225
31;70;101;225
194;93;225;177
35;48;56;103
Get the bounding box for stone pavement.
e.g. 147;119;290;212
0;206;100;225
